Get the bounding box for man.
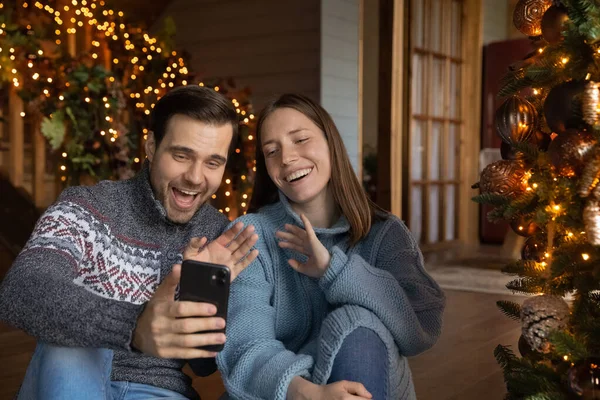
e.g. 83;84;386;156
0;85;258;399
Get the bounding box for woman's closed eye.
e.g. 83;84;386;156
264;148;279;157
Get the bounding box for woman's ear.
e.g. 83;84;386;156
145;132;156;162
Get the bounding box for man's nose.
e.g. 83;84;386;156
183;162;204;186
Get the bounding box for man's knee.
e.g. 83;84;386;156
36;344;112;373
18;343;113;400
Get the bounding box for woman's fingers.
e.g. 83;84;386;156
284;223;308;237
299;214;316;237
275;230;304;247
278;240;308;255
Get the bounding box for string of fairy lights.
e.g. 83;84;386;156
1;0;257;217
514;42;600;265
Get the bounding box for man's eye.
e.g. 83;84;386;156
174;154;187;161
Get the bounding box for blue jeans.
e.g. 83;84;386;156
327;327;389;399
17;343;189;400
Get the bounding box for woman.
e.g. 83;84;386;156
216;94;445;399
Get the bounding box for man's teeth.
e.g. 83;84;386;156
176;188;199;196
286;168;312;182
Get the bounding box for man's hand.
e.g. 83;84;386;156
133;265;226;359
287;377;372;400
183;222;259;281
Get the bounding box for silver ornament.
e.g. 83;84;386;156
584;200;600;246
583;81;600;126
521;294;570;353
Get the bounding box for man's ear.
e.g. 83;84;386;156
145;132;156;162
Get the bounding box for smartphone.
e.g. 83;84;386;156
179;260;230;352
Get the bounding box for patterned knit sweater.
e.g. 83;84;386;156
216;193;446;399
0;165;229;399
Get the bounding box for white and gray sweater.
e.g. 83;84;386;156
0;165;229;399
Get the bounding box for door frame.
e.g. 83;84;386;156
376;0;483;247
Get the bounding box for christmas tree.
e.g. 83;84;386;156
0;0;256;218
474;0;600;397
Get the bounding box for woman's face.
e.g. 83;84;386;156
260;107;332;207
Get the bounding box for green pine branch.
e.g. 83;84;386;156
548;331;589;362
502;260;546;278
506;277;544;295
472;193;511;206
496;300;522;321
494;344;518;372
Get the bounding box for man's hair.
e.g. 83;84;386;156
150;85;239;153
248;93;387;245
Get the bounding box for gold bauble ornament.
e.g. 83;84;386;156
583;81;600;126
547;129;597;177
583;199;600;246
495;96;538;144
479;160;528;198
513;0;553;37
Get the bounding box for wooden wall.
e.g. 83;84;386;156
156;0;321;111
156;0;363;171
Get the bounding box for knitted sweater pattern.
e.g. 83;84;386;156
217;193;446;399
0;166;230;399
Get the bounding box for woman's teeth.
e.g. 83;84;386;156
286;168;312;182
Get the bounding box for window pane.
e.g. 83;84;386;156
412;0;424;48
411;120;425;181
431;58;445;117
412;54;425;115
428;185;440;243
410;185;423;242
430;122;442;180
429;0;442;52
446;123;458;180
445;185;456;241
450;61;461;119
451;1;462;58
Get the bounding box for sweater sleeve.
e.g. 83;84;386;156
318;217;445;356
216;253;314;400
0;196;143;350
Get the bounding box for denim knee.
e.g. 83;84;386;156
18;343;113;400
329;327;389;398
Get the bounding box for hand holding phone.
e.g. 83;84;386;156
179;260;230;352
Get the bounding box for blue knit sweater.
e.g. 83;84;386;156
216;194;445;399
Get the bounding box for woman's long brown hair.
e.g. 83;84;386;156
248;93;386;245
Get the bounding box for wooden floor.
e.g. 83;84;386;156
0;290;520;400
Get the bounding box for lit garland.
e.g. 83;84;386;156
0;0;256;217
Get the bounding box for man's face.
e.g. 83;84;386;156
145;114;233;223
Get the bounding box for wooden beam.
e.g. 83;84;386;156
33;115;46;208
390;0;407;218
458;0;483;246
8;87;24;188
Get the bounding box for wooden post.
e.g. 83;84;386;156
458;0;484;247
8;87;24;188
0;108;4;170
33;115;46;207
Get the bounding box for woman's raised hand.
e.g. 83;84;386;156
276;214;331;278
